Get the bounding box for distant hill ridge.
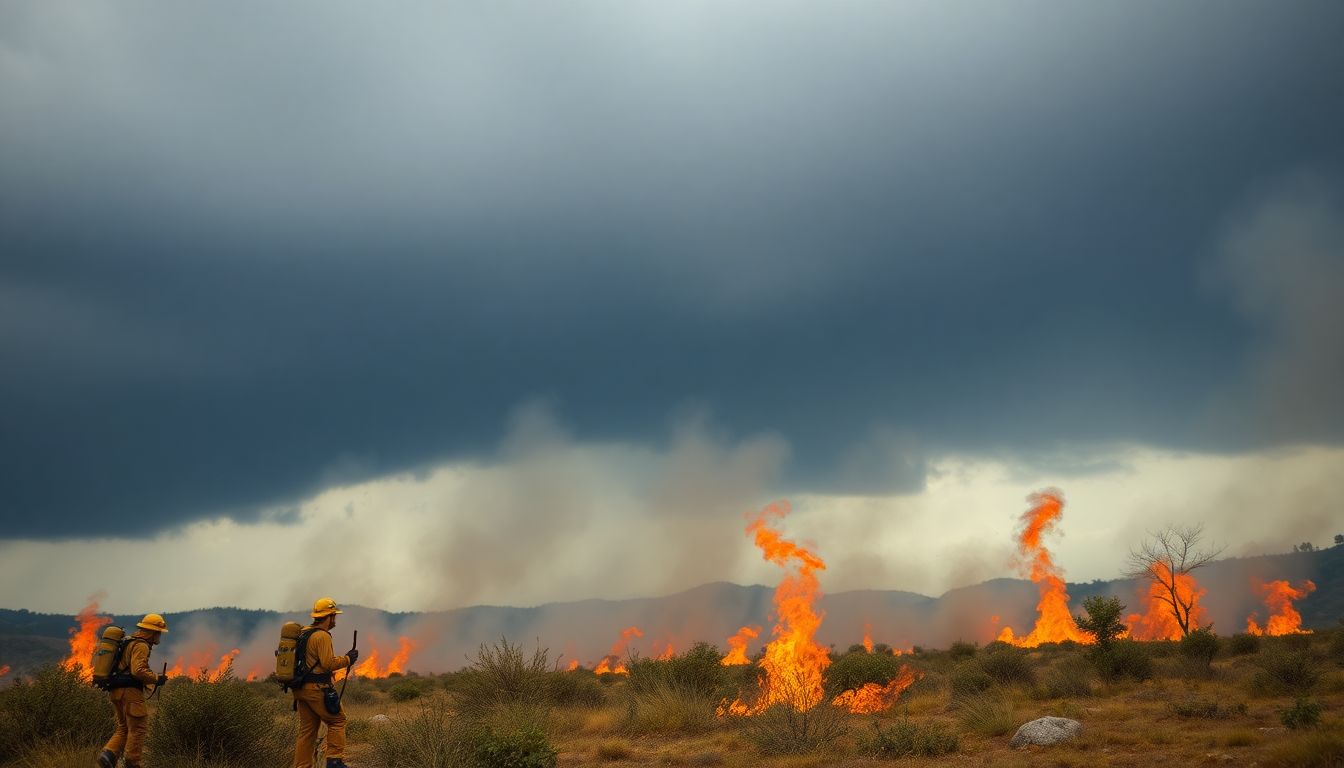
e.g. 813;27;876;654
1;547;1338;676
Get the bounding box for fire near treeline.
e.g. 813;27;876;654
8;489;1318;716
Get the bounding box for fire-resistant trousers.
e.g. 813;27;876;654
103;687;149;763
294;684;346;768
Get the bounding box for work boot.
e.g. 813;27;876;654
95;750;118;768
325;759;350;768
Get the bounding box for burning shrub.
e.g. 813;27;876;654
976;649;1035;686
1279;698;1323;730
1091;640;1153;683
146;670;291;767
0;664;111;759
824;650;910;697
948;662;994;698
953;693;1014;736
864;716;960;758
621;679;717;736
1227;633;1262;656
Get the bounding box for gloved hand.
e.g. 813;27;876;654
156;674;169;687
347;649;359;665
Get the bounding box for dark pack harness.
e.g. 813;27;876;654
96;637;150;691
289;627;342;715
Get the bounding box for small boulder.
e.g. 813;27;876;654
369;714;391;724
1009;716;1083;748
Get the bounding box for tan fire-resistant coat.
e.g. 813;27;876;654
102;630;159;763
293;626;352;768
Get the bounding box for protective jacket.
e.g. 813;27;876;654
301;626;352;681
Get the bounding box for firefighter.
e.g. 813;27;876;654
96;614;169;768
294;597;358;768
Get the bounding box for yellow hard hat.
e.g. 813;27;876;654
311;597;343;618
137;614;169;633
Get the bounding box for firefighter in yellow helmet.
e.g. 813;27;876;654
293;597;357;768
96;614;169;768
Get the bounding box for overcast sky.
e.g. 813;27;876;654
2;1;1342;614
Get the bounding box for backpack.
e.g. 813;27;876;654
91;626;147;691
275;622;322;691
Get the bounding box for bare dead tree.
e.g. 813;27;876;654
1126;523;1225;637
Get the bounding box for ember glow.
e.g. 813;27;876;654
656;641;676;661
1247;579;1316;636
721;625;760;666
594;626;643;675
831;665;921;714
60;598;113;681
718;500;830;716
862;623;873;653
1125;562;1209;640
0;665;10;678
996;491;1092;648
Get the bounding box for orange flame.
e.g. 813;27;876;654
60;598;113;681
831;665;922;714
657;641;676;661
351;636;417;679
594;626;643;675
721;625;760;666
862;623;874;653
997;490;1092;648
1123;562;1208;640
210;649;240;680
566;659;580;671
1247;579;1315;636
718;500;830;716
0;665;10;678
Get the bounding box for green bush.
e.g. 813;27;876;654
146;671;291;767
621;680;716;736
345;682;377;705
453;638;552;721
1279;698;1323;730
949;662;994;697
1168;698;1247;719
390;681;425;702
1252;650;1320;695
1266;731;1344;768
1227;633;1261;656
1076;595;1127;648
0;665;112;759
546;670;606;708
947;641;978;660
626;643;726;699
954;693;1014;736
1179;628;1220;673
1037;656;1094;698
1091;640;1153;682
1328;630;1344;666
824;651;909;696
865;716;959;758
977;649;1035;686
368;698;478;768
474;726;557;768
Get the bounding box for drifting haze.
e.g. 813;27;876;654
1;1;1343;614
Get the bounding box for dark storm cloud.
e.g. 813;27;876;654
2;1;1342;537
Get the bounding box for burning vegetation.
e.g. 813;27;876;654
996;491;1092;648
1247;579;1316;636
60;598;112;681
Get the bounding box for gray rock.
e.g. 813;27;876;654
369;714;391;724
1009;717;1083;748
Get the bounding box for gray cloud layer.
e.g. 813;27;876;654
2;1;1343;537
